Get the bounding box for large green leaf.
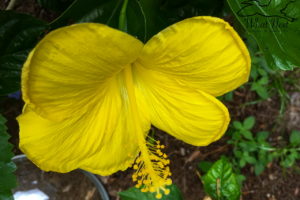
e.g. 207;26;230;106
0;11;47;95
37;0;75;12
127;0;225;42
0;114;16;200
50;0;225;42
49;0;122;30
290;130;300;146
202;157;241;200
119;184;183;200
227;0;300;70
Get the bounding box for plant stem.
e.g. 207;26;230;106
118;0;129;32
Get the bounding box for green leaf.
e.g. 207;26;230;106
224;92;233;102
50;0;122;30
250;64;258;80
254;163;265;175
119;184;183;200
135;0;224;41
257;150;267;163
280;153;297;168
250;82;269;99
202;157;241;200
239;158;246;168
243;116;255;130
290;130;300;146
244;155;256;164
233;150;242;158
0;114;17;199
233;121;243;130
257;76;269;85
239;141;257;151
227;0;300;70
50;0;225;42
37;0;75;12
241;130;254;140
235;174;246;185
0;11;47;95
197;161;213;173
257;68;267;76
256;131;270;142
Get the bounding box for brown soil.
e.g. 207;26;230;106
1;1;300;200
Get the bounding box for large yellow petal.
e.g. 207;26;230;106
22;23;143;121
138;16;250;97
18;72;150;174
133;64;230;146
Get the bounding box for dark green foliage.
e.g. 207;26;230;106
119;184;183;200
227;0;300;70
50;0;225;42
0;11;47;95
228;117;300;175
201;157;241;200
37;0;75;12
0;115;16;200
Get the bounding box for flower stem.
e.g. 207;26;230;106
118;0;129;32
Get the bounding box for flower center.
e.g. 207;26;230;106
123;65;172;198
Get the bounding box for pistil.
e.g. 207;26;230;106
123;65;172;198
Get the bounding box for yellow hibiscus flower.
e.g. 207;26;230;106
17;16;250;198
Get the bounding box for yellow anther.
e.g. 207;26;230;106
159;163;165;169
150;187;155;193
155;193;162;199
131;138;172;196
132;175;137;181
166;179;172;185
164;189;170;195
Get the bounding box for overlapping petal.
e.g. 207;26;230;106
138;16;250;97
18;72;150;174
18;23;150;174
133;64;230;146
22;23;143;121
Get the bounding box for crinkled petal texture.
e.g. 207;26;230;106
138;16;250;97
133;16;250;146
22;23;143;121
133;65;230;146
18;23;150;174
